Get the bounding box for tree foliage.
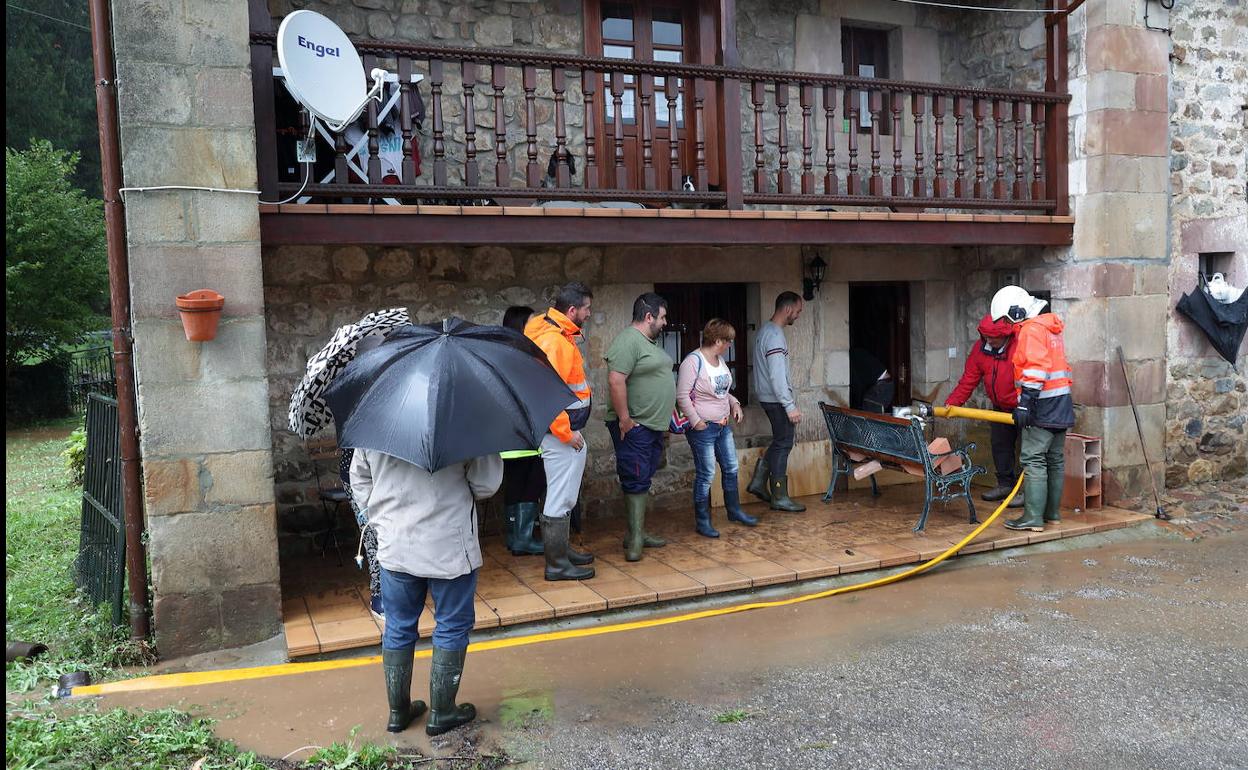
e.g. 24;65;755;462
5;1;101;196
6;142;108;375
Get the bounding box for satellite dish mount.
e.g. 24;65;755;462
277;10;387;132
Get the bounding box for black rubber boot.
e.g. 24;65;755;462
769;476;806;512
981;484;1013;502
746;459;771;503
624;493;646;562
541;514;594;581
425;647;476;737
694;498;719;538
723;488;758;527
382;648;427;733
506;503;543;556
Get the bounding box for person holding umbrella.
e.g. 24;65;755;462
524;283;597;581
327;319;578;735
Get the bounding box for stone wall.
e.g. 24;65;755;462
113;0;281;657
1162;0;1248;486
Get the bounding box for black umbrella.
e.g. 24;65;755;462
324;318;576;472
1176;283;1248;368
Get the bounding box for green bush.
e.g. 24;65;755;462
62;423;87;485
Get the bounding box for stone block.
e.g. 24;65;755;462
374;249;415;280
263;245;330;286
203;450;276;506
148;505;280;594
123;192;188;244
153;590;222;658
824;349;850;387
1084;110;1168;157
923;349;950;384
1133;74;1167;113
1062;297;1108;361
1107;294;1167;360
118;126;257;189
1073;193;1167;259
138;379;272;456
1103;403;1164;468
132;318;270;386
128;243;265;319
1086;25;1169;75
1085;155;1167;194
823;0;915;26
796;14;842;74
183;0;251;67
923;281;957;348
192;68;255;128
116;61;192;126
899;27;939;83
819;282;850;349
188;190;261;243
1085;70;1136;112
332;246;371;282
220;583;283;649
143;458;201;517
1071;357;1165;407
469;246;517;282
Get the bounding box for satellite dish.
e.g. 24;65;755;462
277;10;385;131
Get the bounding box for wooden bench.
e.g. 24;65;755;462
818;403;985;532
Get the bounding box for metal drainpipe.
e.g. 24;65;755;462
89;0;151;641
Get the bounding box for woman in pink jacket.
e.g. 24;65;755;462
676;319;759;537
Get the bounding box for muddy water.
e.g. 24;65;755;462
103;533;1247;760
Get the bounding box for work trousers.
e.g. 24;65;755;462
760;402;796;479
989;421;1020;487
380;567;477;651
686;423;740;504
607;422;666;494
1020;426;1065;521
503;455;546;507
540;432;586;519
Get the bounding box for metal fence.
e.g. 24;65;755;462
76;393;126;625
67;344;116;414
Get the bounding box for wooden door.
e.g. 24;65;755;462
586;0;720;192
848;283;911;409
655;283;749;403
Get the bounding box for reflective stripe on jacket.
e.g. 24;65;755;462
1012;313;1075;429
525;308;591;443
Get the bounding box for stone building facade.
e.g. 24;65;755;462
107;0;1245;658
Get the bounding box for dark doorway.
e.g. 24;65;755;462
848;282;910;411
654;282;749;403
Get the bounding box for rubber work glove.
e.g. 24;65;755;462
1013;390;1036;428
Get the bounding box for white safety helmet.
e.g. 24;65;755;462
990;285;1047;323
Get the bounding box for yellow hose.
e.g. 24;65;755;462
932;405;1017;425
71;475;1024;698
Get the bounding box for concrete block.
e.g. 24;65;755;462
1107;294;1168;360
220;583;283;650
142;458;201;517
133;317;269;386
1103;403;1164;468
147;505;280;594
138;379;272;455
203;450;276;506
123;192;188;244
117;126;257;189
128;243;265;319
188;190;262;243
152;590;222;658
1085;71;1136;112
116;61;192;126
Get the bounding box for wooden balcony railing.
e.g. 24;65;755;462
250;31;1069;214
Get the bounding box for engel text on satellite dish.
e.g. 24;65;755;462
297;36;341;59
277;9;385;130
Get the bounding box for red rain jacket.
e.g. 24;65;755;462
945;314;1019;411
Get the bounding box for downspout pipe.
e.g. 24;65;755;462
89;0;151;641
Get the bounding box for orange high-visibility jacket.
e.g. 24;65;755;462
1012;312;1075;429
525;308;592;443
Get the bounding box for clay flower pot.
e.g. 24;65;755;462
175;289;225;341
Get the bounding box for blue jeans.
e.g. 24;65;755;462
686;423;739;504
380;567;478;652
607;421;666;494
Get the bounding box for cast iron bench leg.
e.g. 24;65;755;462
914;477;934;532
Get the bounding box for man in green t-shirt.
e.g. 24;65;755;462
604;292;676;562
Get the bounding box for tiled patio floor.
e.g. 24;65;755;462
280;484;1150;657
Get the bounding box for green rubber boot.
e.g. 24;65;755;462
425;647;476;736
1005;471;1046;531
769;476;806;512
746;459;772;503
624;493;646;562
1044;470;1063;522
382;648;427;733
506;503;544;556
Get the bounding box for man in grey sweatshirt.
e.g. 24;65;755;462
748;291;806;512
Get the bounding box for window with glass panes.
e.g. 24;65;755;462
599;2;688;128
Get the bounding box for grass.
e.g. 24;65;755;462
5;417;154;693
714;708;754;724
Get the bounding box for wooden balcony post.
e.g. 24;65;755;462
666;75;681;190
800;83;814;195
610;71;627;188
1045;0;1070;214
891;90;904;197
912;92;926;199
868;89;883;197
973;97;987;198
993;99;1007;200
953;95;967;198
461;62;479;187
751;80;766;193
430;59;447;187
932;94;947;198
523;64;540;188
552;67;570;187
1013;100;1026;200
823;84;837;195
492;62;509;187
582;70;599;189
775;81;791;194
1032;101;1046;200
363;54;382;184
400;57;418;184
721;77;745;208
640;74;656;190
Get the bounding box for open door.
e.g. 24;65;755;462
848;282;911;411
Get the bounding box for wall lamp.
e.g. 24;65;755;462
803;255;827;301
